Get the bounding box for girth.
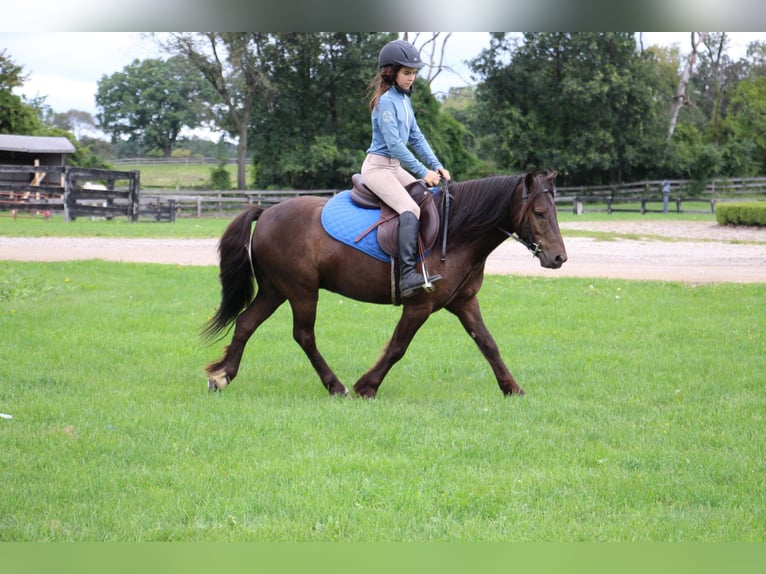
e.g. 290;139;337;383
350;173;440;258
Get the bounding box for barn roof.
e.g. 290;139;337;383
0;134;76;154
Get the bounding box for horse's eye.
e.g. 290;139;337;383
533;210;545;219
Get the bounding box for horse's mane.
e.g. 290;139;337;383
443;175;525;248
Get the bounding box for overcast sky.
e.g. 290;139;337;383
3;32;764;119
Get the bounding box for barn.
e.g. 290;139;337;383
0;134;76;187
0;134;155;221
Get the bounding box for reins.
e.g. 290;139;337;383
440;178;451;262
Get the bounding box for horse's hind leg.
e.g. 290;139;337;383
206;288;286;391
289;295;349;396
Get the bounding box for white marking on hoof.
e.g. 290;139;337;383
207;370;230;392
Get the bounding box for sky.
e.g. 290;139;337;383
3;31;765;127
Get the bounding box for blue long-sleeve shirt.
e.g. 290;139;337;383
366;87;443;178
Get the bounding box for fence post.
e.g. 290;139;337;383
63;166;71;221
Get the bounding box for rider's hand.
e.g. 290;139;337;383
423;170;441;187
437;168;451;182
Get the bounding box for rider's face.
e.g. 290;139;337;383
396;67;418;91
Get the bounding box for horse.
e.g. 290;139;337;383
204;171;567;398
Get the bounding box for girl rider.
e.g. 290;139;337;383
362;39;451;298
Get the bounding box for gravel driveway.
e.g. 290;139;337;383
1;220;764;283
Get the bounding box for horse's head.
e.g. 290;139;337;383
514;172;568;269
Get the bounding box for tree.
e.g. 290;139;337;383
727;76;766;173
248;32;389;189
96;56;211;157
471;33;668;185
409;79;482;179
159;33;274;189
404;32;452;88
667;32;707;140
49;109;97;140
0;49;41;134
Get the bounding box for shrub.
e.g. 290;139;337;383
209;162;232;190
715;201;766;226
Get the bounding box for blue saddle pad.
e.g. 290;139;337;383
321;190;390;262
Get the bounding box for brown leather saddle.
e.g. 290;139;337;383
350;173;440;258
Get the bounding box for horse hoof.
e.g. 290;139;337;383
207;371;230;392
353;386;377;399
329;384;350;397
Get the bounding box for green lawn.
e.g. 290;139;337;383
0;212;229;238
1;260;763;541
125;162;251;191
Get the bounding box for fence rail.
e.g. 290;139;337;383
5;163;766;221
111;157;239;165
140;189;338;218
556;177;766;214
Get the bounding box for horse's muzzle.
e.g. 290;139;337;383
540;250;567;269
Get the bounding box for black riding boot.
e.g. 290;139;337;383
398;211;441;298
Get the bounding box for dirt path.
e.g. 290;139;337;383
487;221;766;283
1;221;764;283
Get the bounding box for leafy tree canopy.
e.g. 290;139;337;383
0;49;42;134
96;56;214;157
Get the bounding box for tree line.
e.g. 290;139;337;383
3;32;766;189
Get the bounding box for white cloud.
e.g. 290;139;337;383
3;32;163;114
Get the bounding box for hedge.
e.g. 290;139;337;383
715;201;766;227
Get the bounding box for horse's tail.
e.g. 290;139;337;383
202;206;265;341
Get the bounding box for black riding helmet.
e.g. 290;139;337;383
378;40;426;69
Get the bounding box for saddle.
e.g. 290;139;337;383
349;173;440;258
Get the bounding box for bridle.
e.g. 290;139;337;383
497;178;555;258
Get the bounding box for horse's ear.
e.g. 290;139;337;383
525;172;535;188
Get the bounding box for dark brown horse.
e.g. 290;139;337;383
204;171;567;398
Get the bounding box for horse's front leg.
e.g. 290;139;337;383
449;295;524;396
353;305;431;398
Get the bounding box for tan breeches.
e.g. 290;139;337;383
361;153;420;218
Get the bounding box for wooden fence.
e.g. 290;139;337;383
5;164;765;221
0;165;140;221
111;157;238;166
556;177;766;214
139;188;338;218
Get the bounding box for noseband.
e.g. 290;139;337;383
497;180;553;258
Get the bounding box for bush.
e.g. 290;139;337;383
209;162;232;190
715;201;766;226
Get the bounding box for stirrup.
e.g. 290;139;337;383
422;273;442;293
400;273;441;298
400;275;426;298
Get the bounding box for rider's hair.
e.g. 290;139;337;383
367;65;398;112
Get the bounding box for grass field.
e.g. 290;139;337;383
125;162;252;191
1;259;764;541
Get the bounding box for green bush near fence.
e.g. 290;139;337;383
715;201;766;226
